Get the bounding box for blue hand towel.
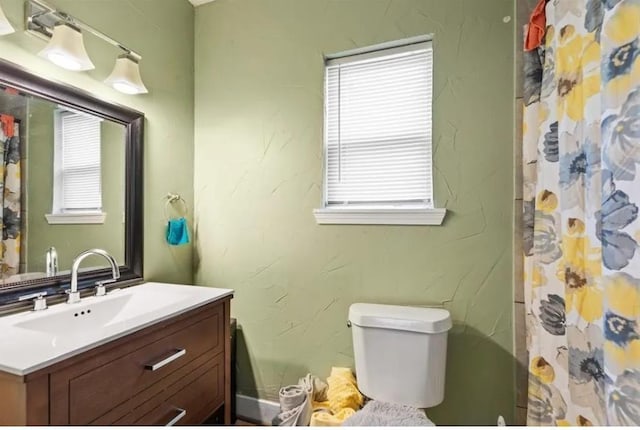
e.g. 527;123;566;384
166;217;190;246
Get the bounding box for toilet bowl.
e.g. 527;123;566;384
348;303;452;409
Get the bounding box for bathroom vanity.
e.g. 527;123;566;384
0;52;230;426
0;283;233;425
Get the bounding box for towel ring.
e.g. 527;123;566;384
164;193;188;220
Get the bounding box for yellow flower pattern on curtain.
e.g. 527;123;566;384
523;0;640;426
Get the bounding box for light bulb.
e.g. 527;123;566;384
112;81;140;95
45;51;83;71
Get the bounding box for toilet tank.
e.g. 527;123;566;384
348;303;452;408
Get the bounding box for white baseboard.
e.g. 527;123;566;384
236;394;280;425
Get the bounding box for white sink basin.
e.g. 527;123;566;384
15;288;192;337
14;293;132;336
0;282;233;375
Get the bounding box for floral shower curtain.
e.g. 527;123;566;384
523;0;640;425
0;114;21;277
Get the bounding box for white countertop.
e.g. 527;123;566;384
0;282;233;376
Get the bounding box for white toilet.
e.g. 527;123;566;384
348;303;452;409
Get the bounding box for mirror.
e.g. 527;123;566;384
0;90;125;281
0;59;143;302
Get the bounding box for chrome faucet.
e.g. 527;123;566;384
66;249;120;304
46;247;58;276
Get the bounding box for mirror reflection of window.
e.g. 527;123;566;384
0;82;128;284
51;110;104;222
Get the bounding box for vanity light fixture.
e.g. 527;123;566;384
26;0;149;95
0;4;15;35
38;23;94;71
104;54;148;95
0;6;16;36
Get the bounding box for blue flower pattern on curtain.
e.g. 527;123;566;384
523;0;640;425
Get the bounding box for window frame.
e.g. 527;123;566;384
314;35;446;226
47;108;106;225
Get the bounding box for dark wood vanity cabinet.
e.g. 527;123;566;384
0;298;232;426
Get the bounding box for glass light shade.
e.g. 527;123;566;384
0;5;15;36
105;55;148;95
38;24;95;71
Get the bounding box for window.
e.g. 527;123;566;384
314;37;445;225
46;109;105;224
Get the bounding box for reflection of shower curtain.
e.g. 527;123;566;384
523;0;640;426
0;114;20;276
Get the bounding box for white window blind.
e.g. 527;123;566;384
324;40;433;207
53;110;102;213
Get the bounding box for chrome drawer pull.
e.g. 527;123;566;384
145;348;186;371
165;408;186;426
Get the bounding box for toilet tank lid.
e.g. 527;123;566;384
348;303;452;334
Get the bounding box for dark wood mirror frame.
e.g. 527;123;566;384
0;59;143;305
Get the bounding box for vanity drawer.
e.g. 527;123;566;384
128;351;224;425
49;302;224;425
93;348;223;425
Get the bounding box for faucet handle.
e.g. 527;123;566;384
18;291;48;311
95;279;117;297
33;295;48;311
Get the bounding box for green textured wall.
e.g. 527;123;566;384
25;99;125;272
0;0;194;283
194;0;515;425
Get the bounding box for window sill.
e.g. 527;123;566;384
313;207;446;226
45;212;106;225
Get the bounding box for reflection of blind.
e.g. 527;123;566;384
58;112;102;212
325;41;433;206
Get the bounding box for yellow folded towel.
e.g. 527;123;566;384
312;399;331;411
310;408;356;426
326;367;364;412
311;367;364;426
